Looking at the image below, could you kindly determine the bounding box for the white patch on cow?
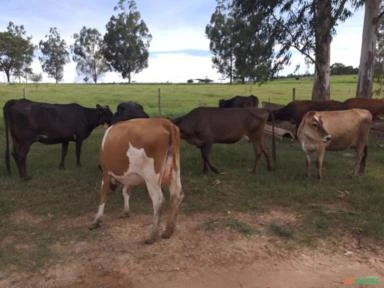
[313,114,319,122]
[107,142,160,187]
[96,203,105,219]
[101,126,113,151]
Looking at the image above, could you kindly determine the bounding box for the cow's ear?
[105,105,110,109]
[96,104,101,109]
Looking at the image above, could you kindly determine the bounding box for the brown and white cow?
[297,109,372,179]
[89,118,184,244]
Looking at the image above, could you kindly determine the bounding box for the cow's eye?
[312,123,317,127]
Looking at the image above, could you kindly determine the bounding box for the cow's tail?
[3,103,11,175]
[160,122,181,186]
[270,111,277,164]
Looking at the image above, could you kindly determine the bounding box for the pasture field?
[1,75,384,284]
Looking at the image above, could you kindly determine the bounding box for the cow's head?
[96,104,113,126]
[304,112,332,143]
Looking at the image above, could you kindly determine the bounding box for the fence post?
[157,88,162,115]
[292,87,296,101]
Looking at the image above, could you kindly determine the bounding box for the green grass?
[1,75,384,271]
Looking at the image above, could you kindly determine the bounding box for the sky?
[0,0,364,83]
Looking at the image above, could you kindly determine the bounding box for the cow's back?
[317,109,372,150]
[343,98,384,117]
[100,118,177,176]
[177,107,266,143]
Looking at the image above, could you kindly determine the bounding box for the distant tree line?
[0,0,151,84]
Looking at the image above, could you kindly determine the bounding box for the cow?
[111,101,149,124]
[219,95,259,108]
[297,109,372,179]
[173,107,273,174]
[3,99,113,180]
[343,98,384,119]
[89,118,184,244]
[271,100,345,129]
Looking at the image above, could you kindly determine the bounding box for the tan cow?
[89,118,184,244]
[297,109,372,179]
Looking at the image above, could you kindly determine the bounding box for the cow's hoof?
[88,221,101,230]
[162,228,174,239]
[119,211,130,219]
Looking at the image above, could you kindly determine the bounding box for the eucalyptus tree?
[206,1,282,84]
[356,0,384,98]
[103,0,152,83]
[72,27,109,84]
[0,22,34,83]
[39,27,69,83]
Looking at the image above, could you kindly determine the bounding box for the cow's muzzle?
[322,135,332,143]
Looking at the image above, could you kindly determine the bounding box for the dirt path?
[1,211,384,288]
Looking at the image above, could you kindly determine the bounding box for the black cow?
[4,99,113,180]
[219,95,259,108]
[173,107,274,174]
[111,101,149,124]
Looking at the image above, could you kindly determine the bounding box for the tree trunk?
[5,69,10,83]
[312,0,331,101]
[356,0,380,98]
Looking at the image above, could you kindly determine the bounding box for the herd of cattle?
[3,95,383,243]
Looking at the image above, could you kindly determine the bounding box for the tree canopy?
[103,0,152,83]
[0,22,34,83]
[207,0,359,99]
[39,27,69,83]
[72,27,109,84]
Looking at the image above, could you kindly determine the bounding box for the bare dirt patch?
[1,210,384,288]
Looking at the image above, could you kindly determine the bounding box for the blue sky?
[0,0,364,83]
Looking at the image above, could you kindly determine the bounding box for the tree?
[206,2,236,84]
[30,73,42,84]
[229,0,358,100]
[0,22,34,83]
[373,11,384,96]
[72,27,109,84]
[103,0,152,83]
[39,27,69,83]
[356,0,383,98]
[206,1,281,84]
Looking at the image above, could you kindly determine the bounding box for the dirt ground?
[1,209,384,288]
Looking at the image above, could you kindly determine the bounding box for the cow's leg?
[305,152,312,177]
[120,186,131,218]
[316,146,326,179]
[13,141,31,180]
[162,169,184,239]
[252,142,262,173]
[59,142,69,169]
[354,145,367,176]
[256,140,273,172]
[75,140,82,167]
[200,143,219,174]
[145,180,165,244]
[89,174,110,230]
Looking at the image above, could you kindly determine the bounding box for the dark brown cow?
[219,95,259,108]
[3,99,113,180]
[173,107,273,174]
[89,118,184,244]
[343,98,383,119]
[297,109,372,179]
[272,100,345,127]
